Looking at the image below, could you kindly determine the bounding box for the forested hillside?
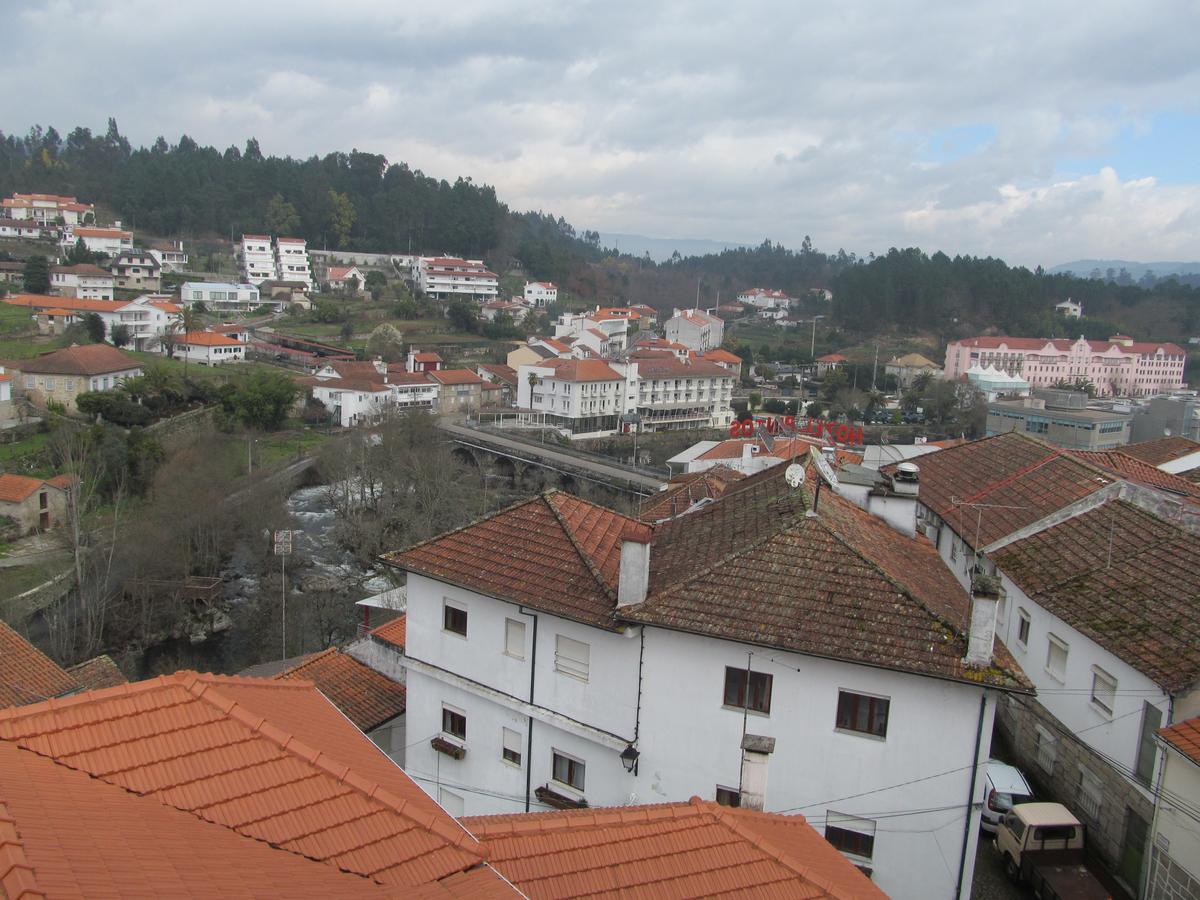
[2,121,1197,343]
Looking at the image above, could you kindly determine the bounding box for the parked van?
[995,802,1110,899]
[981,759,1034,832]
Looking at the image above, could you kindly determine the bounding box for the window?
[502,727,522,766]
[1090,666,1117,715]
[441,705,466,740]
[1016,609,1031,647]
[836,691,890,738]
[1034,724,1056,775]
[443,602,467,637]
[825,811,876,861]
[504,618,525,659]
[552,751,585,791]
[1076,766,1103,821]
[1046,634,1069,681]
[715,786,741,807]
[723,667,773,714]
[1135,701,1162,786]
[555,635,590,681]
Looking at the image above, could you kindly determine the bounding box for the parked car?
[981,758,1034,832]
[994,802,1111,899]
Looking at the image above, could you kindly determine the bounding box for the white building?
[633,356,735,431]
[737,288,792,309]
[1055,299,1082,318]
[147,239,189,273]
[664,308,724,351]
[171,331,246,365]
[383,466,1031,900]
[110,250,162,291]
[413,257,499,301]
[887,431,1200,892]
[68,226,133,257]
[181,281,262,312]
[325,265,366,291]
[524,281,558,307]
[553,308,630,355]
[1149,717,1200,900]
[481,300,532,323]
[0,219,47,239]
[108,296,182,350]
[3,193,93,226]
[240,234,277,284]
[275,237,313,290]
[50,264,114,300]
[309,360,440,427]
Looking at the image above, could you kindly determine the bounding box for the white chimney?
[739,735,775,811]
[965,571,1001,668]
[617,523,652,607]
[742,442,756,462]
[892,462,920,497]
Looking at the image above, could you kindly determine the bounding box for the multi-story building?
[518,358,630,436]
[274,236,313,290]
[987,391,1132,450]
[554,309,630,355]
[664,308,723,351]
[0,219,48,239]
[3,192,93,226]
[240,234,277,284]
[413,256,499,301]
[68,225,133,257]
[524,280,557,306]
[147,238,189,273]
[1055,299,1083,318]
[180,281,262,312]
[737,288,792,309]
[944,335,1187,397]
[50,264,114,300]
[633,356,735,432]
[10,344,143,412]
[383,464,1031,899]
[109,249,162,291]
[2,294,179,349]
[1149,717,1200,900]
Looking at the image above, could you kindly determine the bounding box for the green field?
[0,430,54,477]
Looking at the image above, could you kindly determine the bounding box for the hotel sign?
[730,415,864,445]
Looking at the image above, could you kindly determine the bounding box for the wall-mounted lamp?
[619,743,640,775]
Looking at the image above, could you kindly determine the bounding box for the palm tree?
[177,306,201,377]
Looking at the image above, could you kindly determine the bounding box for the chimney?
[617,523,652,607]
[742,442,756,462]
[891,462,920,497]
[405,349,417,373]
[965,570,1001,667]
[372,356,387,375]
[739,735,775,811]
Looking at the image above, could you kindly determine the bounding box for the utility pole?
[274,530,293,659]
[872,344,879,392]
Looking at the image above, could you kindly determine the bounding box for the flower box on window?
[535,785,587,810]
[430,737,465,760]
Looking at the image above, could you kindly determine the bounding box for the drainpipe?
[956,691,988,900]
[520,606,539,813]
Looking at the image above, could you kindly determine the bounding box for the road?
[439,423,667,494]
[972,831,1025,900]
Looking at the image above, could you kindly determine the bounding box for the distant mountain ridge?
[1050,259,1200,278]
[596,232,752,262]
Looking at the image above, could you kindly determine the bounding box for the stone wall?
[996,693,1152,894]
[1148,846,1200,900]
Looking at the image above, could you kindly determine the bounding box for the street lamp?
[619,743,640,775]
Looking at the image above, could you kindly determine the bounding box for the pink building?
[944,334,1186,397]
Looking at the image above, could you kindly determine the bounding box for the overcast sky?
[6,0,1198,266]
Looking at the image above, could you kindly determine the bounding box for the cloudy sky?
[6,0,1199,265]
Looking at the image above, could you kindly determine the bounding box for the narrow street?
[972,832,1025,900]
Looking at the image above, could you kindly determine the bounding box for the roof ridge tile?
[544,492,623,602]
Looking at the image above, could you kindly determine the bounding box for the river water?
[139,480,392,677]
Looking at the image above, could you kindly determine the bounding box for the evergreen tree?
[22,255,50,293]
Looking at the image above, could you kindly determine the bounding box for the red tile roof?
[701,347,743,364]
[275,648,405,731]
[817,353,847,363]
[539,338,572,354]
[414,352,444,362]
[478,364,517,386]
[180,331,244,347]
[73,226,131,239]
[430,369,485,386]
[0,740,415,899]
[388,493,632,629]
[954,335,1186,356]
[541,359,622,382]
[464,796,885,899]
[1069,449,1200,501]
[888,432,1115,548]
[635,357,730,378]
[4,293,124,314]
[372,614,406,649]
[640,467,746,521]
[0,474,58,504]
[0,622,78,709]
[15,343,142,377]
[388,470,1029,690]
[1159,716,1200,766]
[51,263,111,277]
[1121,436,1200,468]
[0,672,494,890]
[991,498,1200,692]
[66,655,128,691]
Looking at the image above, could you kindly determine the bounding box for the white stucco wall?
[1151,746,1200,891]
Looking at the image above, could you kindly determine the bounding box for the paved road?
[972,831,1025,900]
[440,423,667,493]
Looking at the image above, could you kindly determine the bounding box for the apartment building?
[110,249,162,291]
[275,236,313,290]
[68,225,134,257]
[240,234,277,284]
[50,263,114,300]
[413,256,499,301]
[664,308,724,351]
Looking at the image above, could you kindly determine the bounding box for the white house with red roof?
[481,300,532,323]
[381,464,1032,899]
[170,331,246,365]
[664,307,723,351]
[67,225,133,257]
[325,264,366,291]
[414,256,499,301]
[524,280,557,307]
[554,307,631,354]
[3,192,94,226]
[50,263,114,300]
[737,288,793,309]
[944,334,1186,397]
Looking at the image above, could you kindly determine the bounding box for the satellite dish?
[784,463,806,488]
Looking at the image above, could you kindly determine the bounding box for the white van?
[981,759,1034,832]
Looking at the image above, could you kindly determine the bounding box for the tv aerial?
[784,463,806,488]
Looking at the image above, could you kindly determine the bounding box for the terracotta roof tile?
[1159,715,1200,766]
[15,343,142,377]
[275,648,405,732]
[1121,436,1200,468]
[464,796,885,899]
[66,655,128,691]
[992,498,1200,691]
[430,369,485,386]
[0,474,55,504]
[0,622,77,709]
[372,614,407,649]
[887,432,1113,548]
[1069,449,1200,501]
[640,467,746,521]
[0,673,488,889]
[179,331,244,347]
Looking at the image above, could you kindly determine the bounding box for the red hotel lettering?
[730,416,863,445]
